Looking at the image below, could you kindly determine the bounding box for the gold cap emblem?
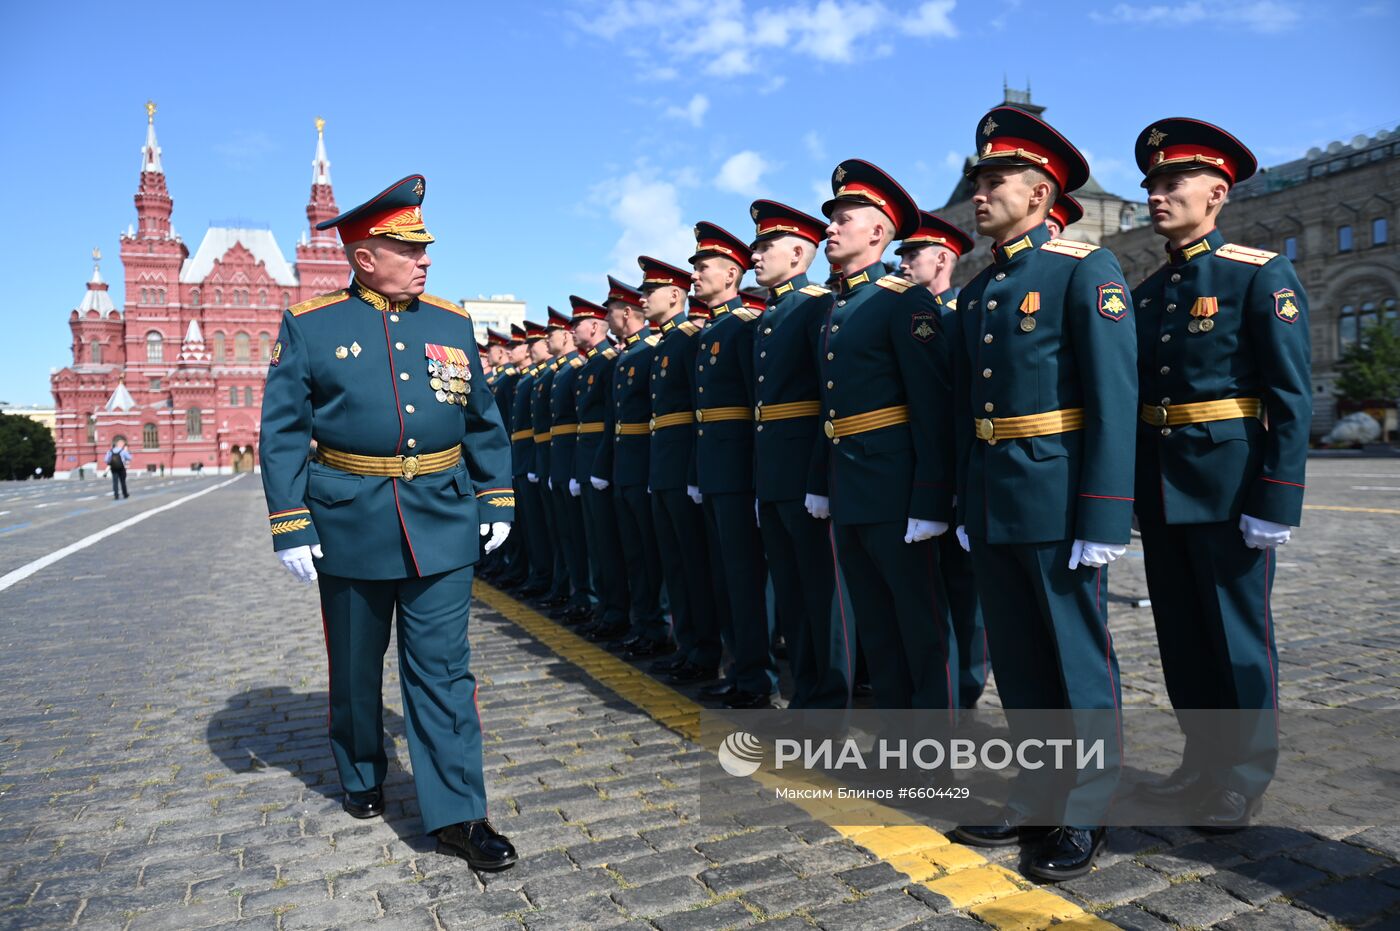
[982,116,998,136]
[834,164,847,183]
[1147,127,1167,147]
[412,178,425,196]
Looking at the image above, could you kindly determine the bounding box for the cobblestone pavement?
[0,459,1397,930]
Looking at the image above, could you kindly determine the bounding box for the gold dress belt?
[825,405,909,441]
[317,443,462,481]
[533,432,551,444]
[695,406,752,423]
[550,423,578,438]
[650,411,695,431]
[1140,397,1261,427]
[755,400,821,422]
[510,428,534,442]
[615,421,651,436]
[974,408,1083,444]
[576,421,606,435]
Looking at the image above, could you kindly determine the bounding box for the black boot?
[435,819,518,871]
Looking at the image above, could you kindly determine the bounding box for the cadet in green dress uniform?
[546,307,595,622]
[895,210,988,710]
[513,322,555,598]
[639,256,725,685]
[480,328,517,581]
[816,159,956,712]
[948,108,1137,881]
[1129,118,1310,831]
[530,313,569,608]
[748,200,851,709]
[688,222,778,709]
[494,325,532,590]
[260,174,516,870]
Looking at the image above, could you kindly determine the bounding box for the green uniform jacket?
[530,361,557,479]
[490,366,520,433]
[549,350,585,488]
[649,315,704,492]
[815,262,954,526]
[601,329,660,488]
[753,274,831,503]
[259,284,513,580]
[574,344,619,486]
[509,366,538,479]
[953,225,1138,545]
[693,296,759,496]
[1133,229,1311,526]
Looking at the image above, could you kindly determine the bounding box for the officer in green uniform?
[1129,118,1310,831]
[895,210,988,710]
[639,256,724,685]
[1045,194,1083,241]
[689,222,778,708]
[512,322,554,598]
[546,307,594,622]
[816,159,955,712]
[590,278,672,654]
[530,313,569,609]
[567,295,633,643]
[260,174,516,870]
[948,108,1137,881]
[748,200,851,709]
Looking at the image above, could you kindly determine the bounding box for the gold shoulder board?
[420,293,471,316]
[569,356,584,368]
[289,290,348,317]
[644,333,662,346]
[875,275,913,293]
[1041,239,1100,259]
[735,309,759,322]
[679,321,701,336]
[800,284,831,296]
[603,347,618,359]
[1216,243,1278,266]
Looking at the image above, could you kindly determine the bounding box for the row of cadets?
[546,306,595,621]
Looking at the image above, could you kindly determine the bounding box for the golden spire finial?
[92,247,102,262]
[145,100,156,123]
[315,116,326,135]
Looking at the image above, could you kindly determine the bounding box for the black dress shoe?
[435,819,518,871]
[650,653,686,673]
[1195,789,1261,834]
[951,814,1036,848]
[1135,765,1203,801]
[517,584,547,599]
[588,622,629,642]
[1026,826,1106,881]
[625,638,676,659]
[666,662,719,684]
[565,605,593,621]
[608,634,644,652]
[343,786,384,819]
[723,689,774,709]
[699,681,737,700]
[540,594,569,608]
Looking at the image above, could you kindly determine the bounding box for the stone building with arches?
[49,106,348,476]
[1102,124,1399,437]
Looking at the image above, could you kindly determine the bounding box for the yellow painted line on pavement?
[1304,504,1400,516]
[476,583,1116,929]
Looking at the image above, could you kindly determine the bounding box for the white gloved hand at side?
[754,498,760,527]
[687,485,703,505]
[527,472,538,484]
[547,477,554,491]
[904,518,948,543]
[590,475,609,491]
[1240,514,1291,549]
[1069,539,1127,570]
[568,478,581,497]
[278,544,323,584]
[804,493,830,520]
[481,522,511,554]
[956,525,970,553]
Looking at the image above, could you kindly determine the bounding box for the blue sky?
[1,0,1396,404]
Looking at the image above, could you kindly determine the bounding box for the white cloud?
[665,93,711,127]
[1090,0,1302,32]
[903,0,958,37]
[943,149,965,171]
[715,150,772,196]
[803,131,826,160]
[591,170,696,278]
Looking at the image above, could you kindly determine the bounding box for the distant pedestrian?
[105,439,131,500]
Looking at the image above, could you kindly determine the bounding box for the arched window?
[189,288,200,306]
[212,331,226,361]
[186,408,202,438]
[86,415,97,443]
[146,330,164,363]
[234,332,251,362]
[88,338,102,364]
[214,288,223,304]
[1339,305,1357,349]
[157,288,166,304]
[282,291,291,308]
[258,288,268,306]
[142,423,159,449]
[229,386,239,406]
[1384,298,1398,321]
[139,287,148,304]
[1361,301,1379,332]
[244,387,254,407]
[259,333,272,362]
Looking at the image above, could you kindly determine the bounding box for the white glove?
[804,493,830,520]
[548,477,554,490]
[527,472,539,483]
[569,478,581,497]
[1069,539,1127,570]
[754,498,761,527]
[278,544,323,584]
[904,518,948,543]
[688,485,703,505]
[590,475,609,491]
[481,522,511,554]
[1240,514,1291,549]
[956,525,970,553]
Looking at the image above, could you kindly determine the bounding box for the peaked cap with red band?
[509,324,527,345]
[895,210,975,257]
[546,307,571,331]
[740,289,767,312]
[969,107,1089,193]
[688,295,713,320]
[1135,117,1257,188]
[1047,194,1084,232]
[690,221,753,270]
[749,199,827,249]
[822,159,919,239]
[486,327,511,348]
[568,295,608,322]
[606,275,643,308]
[638,255,693,291]
[316,173,434,243]
[523,319,548,342]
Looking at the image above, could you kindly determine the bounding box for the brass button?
[823,421,835,439]
[831,325,840,332]
[1160,334,1171,343]
[1160,365,1170,375]
[826,352,834,361]
[982,368,992,378]
[983,334,993,344]
[759,351,766,358]
[395,341,405,350]
[407,438,417,449]
[389,313,400,322]
[995,272,1006,281]
[400,372,410,380]
[984,402,994,413]
[829,409,836,417]
[1170,274,1182,284]
[697,364,704,371]
[757,375,765,382]
[697,429,704,436]
[987,299,998,310]
[1161,397,1171,405]
[836,299,847,307]
[697,386,704,393]
[1166,303,1177,313]
[826,380,834,389]
[764,327,772,334]
[1161,427,1172,436]
[405,404,415,413]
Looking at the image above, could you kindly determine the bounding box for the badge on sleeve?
[911,310,937,342]
[1274,288,1300,323]
[1097,282,1129,321]
[269,341,282,367]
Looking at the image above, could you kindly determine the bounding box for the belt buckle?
[695,409,705,423]
[823,420,836,439]
[648,416,657,432]
[1145,405,1168,427]
[975,418,995,441]
[615,422,623,434]
[754,405,763,422]
[400,455,420,481]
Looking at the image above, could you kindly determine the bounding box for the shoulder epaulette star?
[875,274,913,293]
[800,284,831,297]
[734,308,760,322]
[289,290,349,317]
[420,293,470,317]
[602,347,618,359]
[1216,243,1278,266]
[1041,238,1100,259]
[679,321,702,336]
[644,333,662,346]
